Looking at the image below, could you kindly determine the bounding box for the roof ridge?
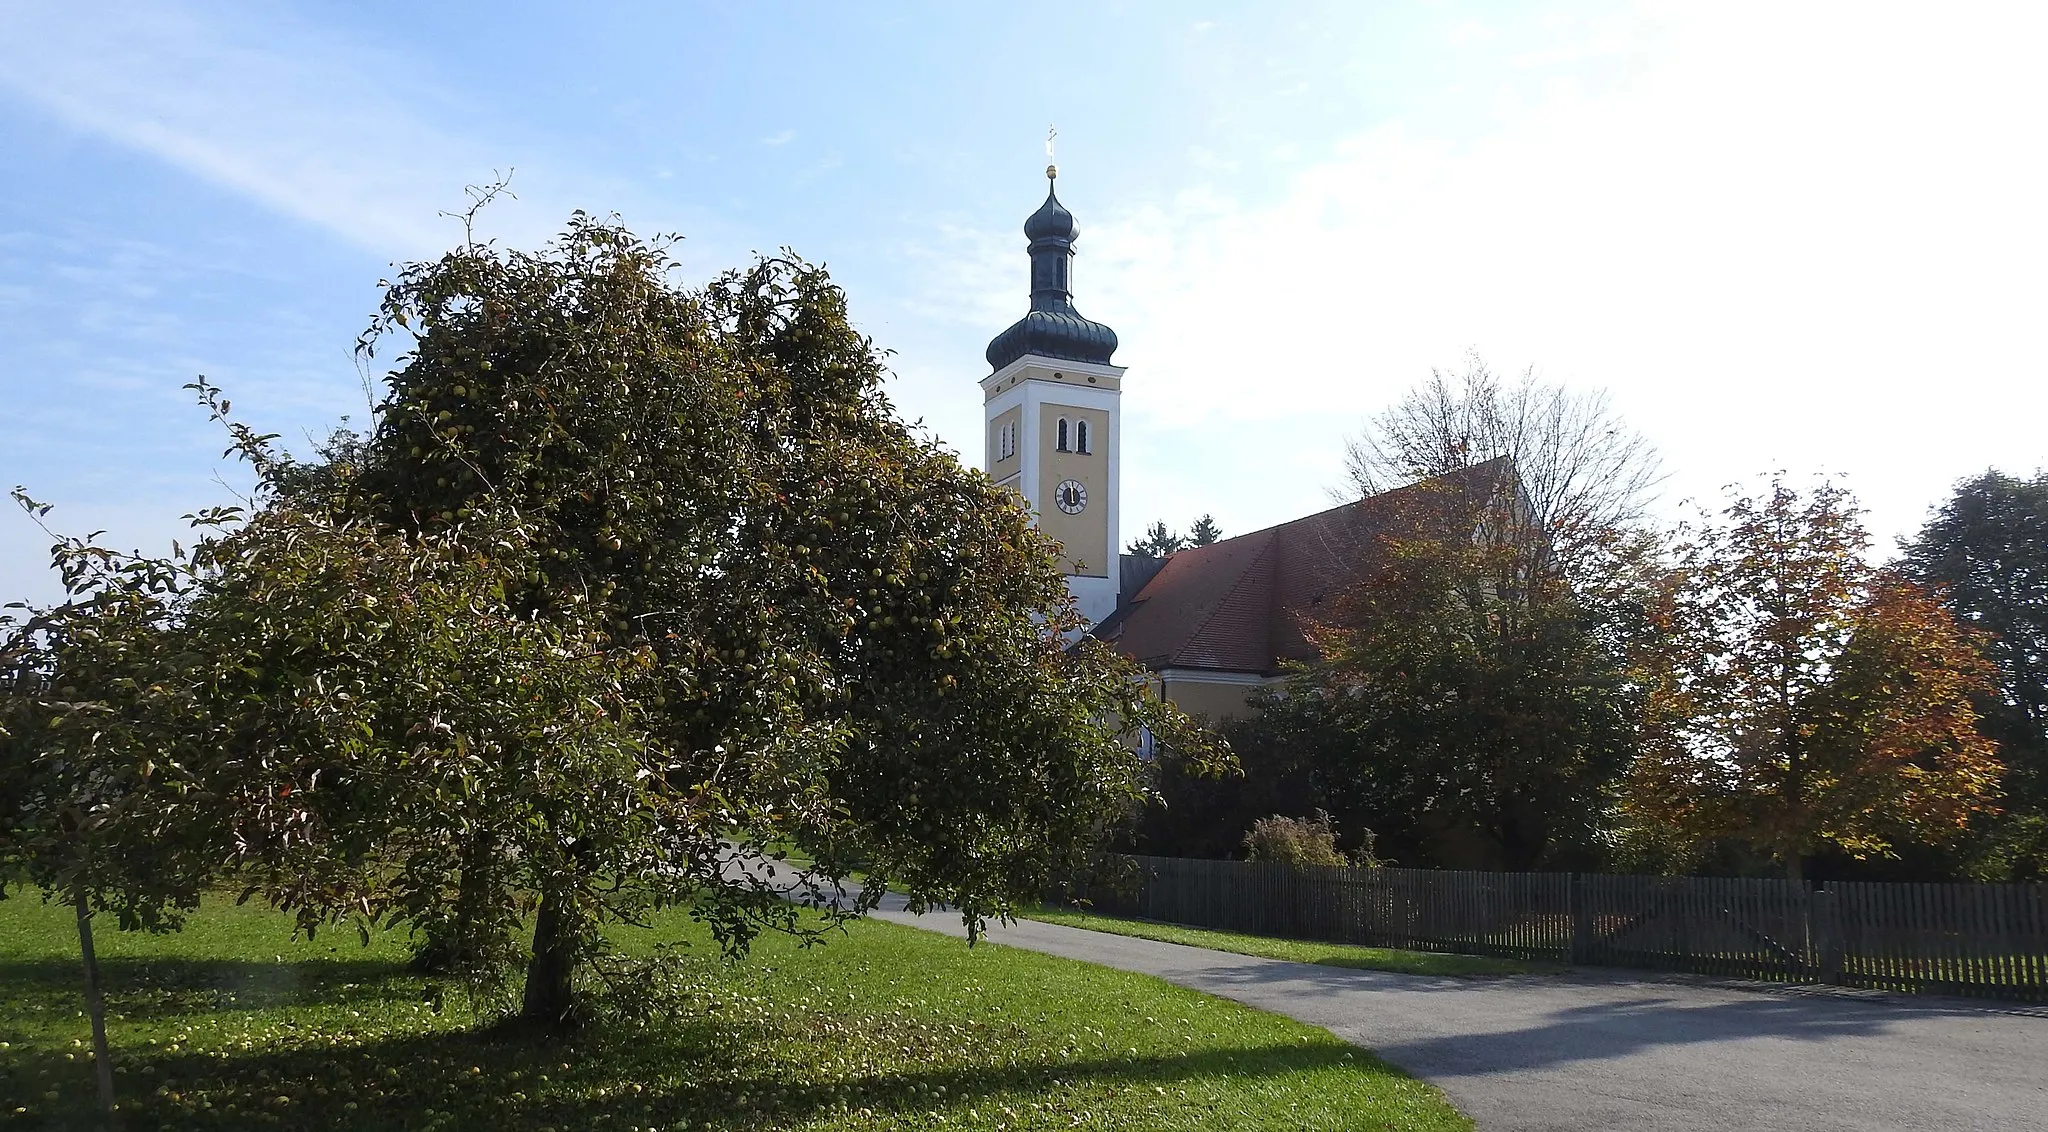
[1175,457,1516,557]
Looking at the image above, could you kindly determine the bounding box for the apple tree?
[241,214,1214,1024]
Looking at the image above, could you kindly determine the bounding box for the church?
[977,166,1508,721]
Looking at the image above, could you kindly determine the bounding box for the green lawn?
[0,893,1469,1130]
[1022,907,1548,978]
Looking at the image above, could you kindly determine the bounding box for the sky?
[3,1,2045,607]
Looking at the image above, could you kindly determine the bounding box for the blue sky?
[4,1,2046,606]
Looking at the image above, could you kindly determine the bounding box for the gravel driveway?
[872,899,2048,1132]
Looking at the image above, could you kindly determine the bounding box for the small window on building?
[1076,419,1091,455]
[1056,418,1070,452]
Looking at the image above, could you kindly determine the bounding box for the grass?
[0,893,1470,1131]
[1021,906,1549,978]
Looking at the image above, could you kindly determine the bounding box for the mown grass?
[1022,906,1549,978]
[0,893,1469,1130]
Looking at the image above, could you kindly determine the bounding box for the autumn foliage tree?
[1627,477,2003,881]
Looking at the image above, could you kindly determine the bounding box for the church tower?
[981,163,1124,627]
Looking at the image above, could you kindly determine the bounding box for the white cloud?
[906,3,2048,551]
[760,129,797,147]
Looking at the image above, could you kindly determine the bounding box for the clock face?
[1054,479,1088,514]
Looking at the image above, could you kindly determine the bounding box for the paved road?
[864,896,2048,1132]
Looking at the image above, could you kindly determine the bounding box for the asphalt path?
[854,891,2048,1132]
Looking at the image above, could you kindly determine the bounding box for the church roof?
[1094,457,1516,675]
[985,309,1119,371]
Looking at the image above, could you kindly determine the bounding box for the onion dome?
[986,168,1118,371]
[1023,188,1077,243]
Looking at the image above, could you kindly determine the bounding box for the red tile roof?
[1096,458,1513,674]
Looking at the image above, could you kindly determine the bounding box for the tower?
[981,163,1124,627]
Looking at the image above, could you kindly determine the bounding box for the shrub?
[1242,812,1349,868]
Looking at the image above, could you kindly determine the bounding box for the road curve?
[871,898,2048,1132]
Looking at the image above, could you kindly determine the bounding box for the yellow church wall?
[1036,402,1110,578]
[1156,672,1268,722]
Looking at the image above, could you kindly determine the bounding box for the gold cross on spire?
[1046,124,1058,180]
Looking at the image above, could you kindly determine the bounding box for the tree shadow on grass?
[1,1002,1373,1131]
[0,957,416,1021]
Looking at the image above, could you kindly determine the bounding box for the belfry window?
[1056,418,1070,452]
[1075,419,1091,455]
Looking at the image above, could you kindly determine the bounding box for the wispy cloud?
[759,129,797,147]
[0,1,728,260]
[0,0,764,608]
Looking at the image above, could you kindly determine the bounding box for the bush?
[1242,812,1349,868]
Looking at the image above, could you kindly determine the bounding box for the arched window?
[1076,419,1091,455]
[1056,418,1070,452]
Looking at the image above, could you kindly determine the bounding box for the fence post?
[1569,873,1591,965]
[1812,886,1844,985]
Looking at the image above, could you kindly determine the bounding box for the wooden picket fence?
[1078,855,2048,1003]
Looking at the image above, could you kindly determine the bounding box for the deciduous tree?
[1627,478,2003,881]
[1344,354,1662,586]
[1304,460,1648,869]
[0,496,221,1115]
[1223,361,1666,870]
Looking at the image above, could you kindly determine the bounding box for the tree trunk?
[414,832,496,974]
[1782,718,1806,887]
[72,887,116,1118]
[1784,846,1806,885]
[520,886,579,1027]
